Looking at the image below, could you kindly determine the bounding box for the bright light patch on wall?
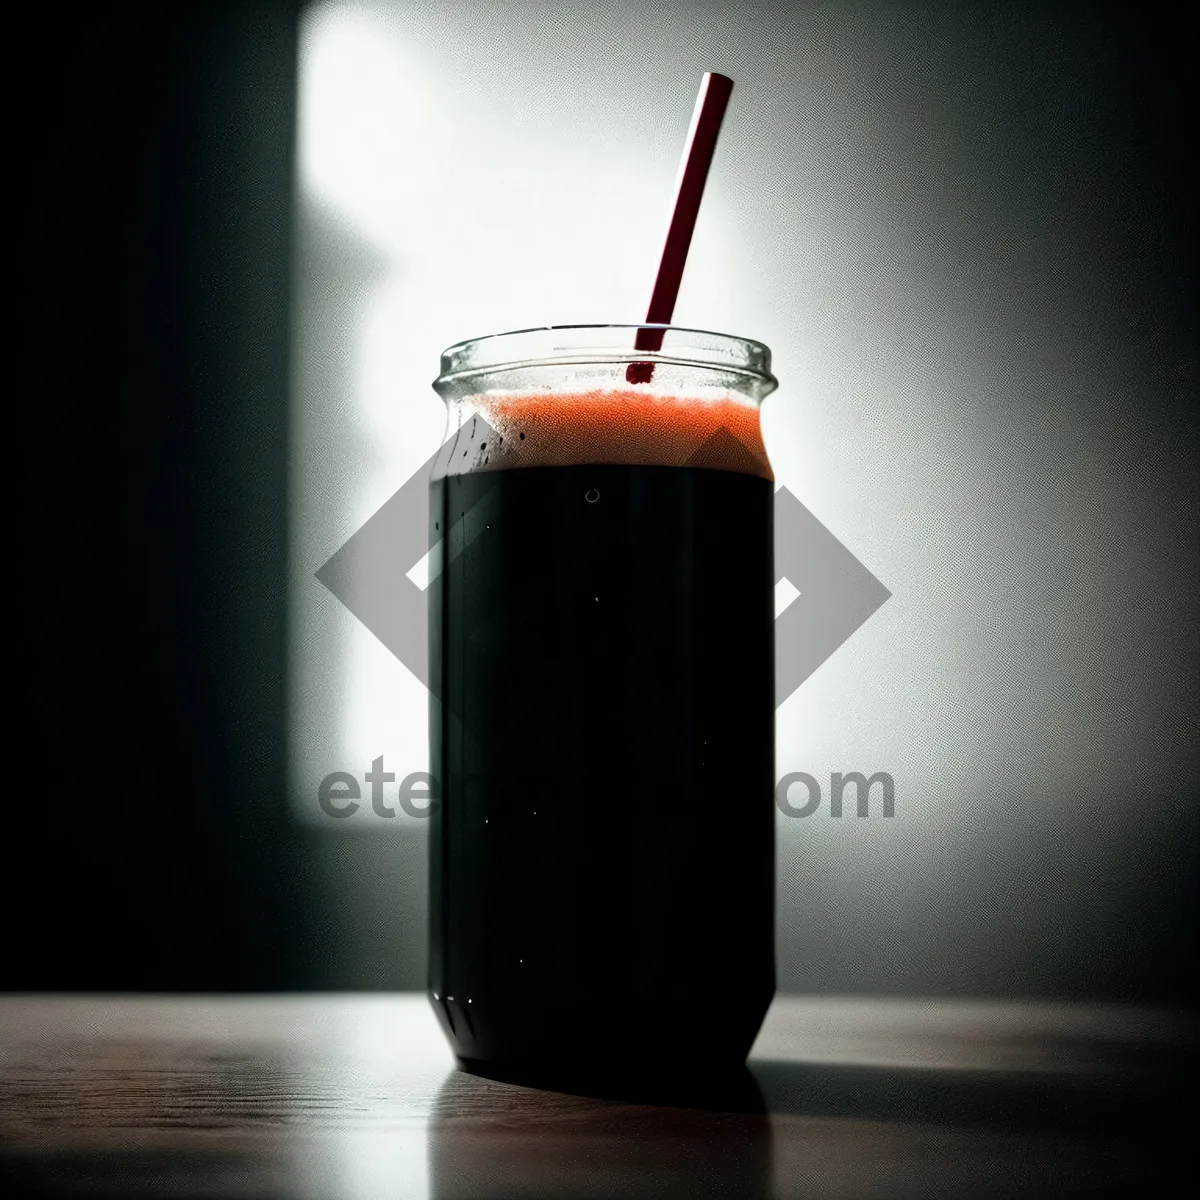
[290,0,938,841]
[289,1,736,826]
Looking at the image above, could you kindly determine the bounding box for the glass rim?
[433,323,778,393]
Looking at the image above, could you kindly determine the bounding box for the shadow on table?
[428,1053,1188,1199]
[752,1053,1190,1136]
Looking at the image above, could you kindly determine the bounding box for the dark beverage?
[427,376,775,1080]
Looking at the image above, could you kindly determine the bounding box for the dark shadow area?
[751,1055,1192,1139]
[11,1,311,989]
[0,1151,275,1200]
[457,1055,768,1113]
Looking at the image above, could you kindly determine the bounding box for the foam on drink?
[445,387,772,481]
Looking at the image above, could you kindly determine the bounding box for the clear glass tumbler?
[427,325,777,1082]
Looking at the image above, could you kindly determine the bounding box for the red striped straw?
[626,72,734,385]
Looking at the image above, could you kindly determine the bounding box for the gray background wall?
[294,0,1196,998]
[13,0,1195,999]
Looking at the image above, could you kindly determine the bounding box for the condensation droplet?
[585,488,600,503]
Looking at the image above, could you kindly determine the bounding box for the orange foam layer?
[464,389,772,480]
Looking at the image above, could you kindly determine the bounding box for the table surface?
[0,995,1191,1198]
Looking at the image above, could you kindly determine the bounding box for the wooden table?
[0,995,1190,1197]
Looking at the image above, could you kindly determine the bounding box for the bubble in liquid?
[585,488,600,503]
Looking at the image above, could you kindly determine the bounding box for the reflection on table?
[0,995,1190,1197]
